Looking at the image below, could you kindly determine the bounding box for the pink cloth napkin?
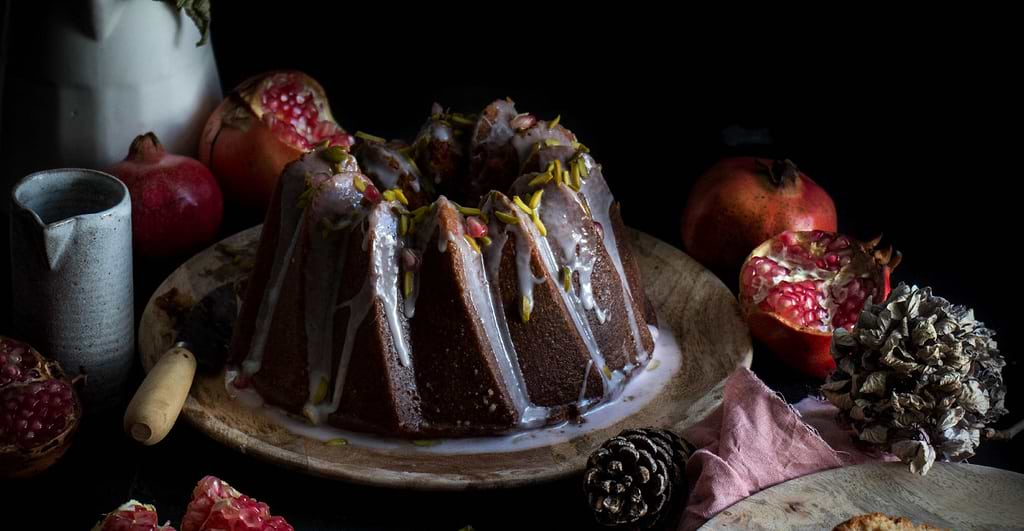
[679,367,893,530]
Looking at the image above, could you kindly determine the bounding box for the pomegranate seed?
[593,221,604,238]
[362,183,381,204]
[182,476,294,531]
[401,249,420,271]
[465,216,488,238]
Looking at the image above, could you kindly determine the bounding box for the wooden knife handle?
[123,345,197,445]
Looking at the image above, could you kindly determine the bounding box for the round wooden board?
[701,462,1024,530]
[138,225,752,489]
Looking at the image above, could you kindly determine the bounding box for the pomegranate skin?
[198,70,352,213]
[199,104,298,212]
[682,157,837,272]
[738,231,898,380]
[746,309,836,379]
[0,336,81,478]
[108,133,223,258]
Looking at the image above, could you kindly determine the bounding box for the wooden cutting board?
[702,462,1024,530]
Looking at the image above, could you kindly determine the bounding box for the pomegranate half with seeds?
[739,230,900,379]
[0,336,80,478]
[182,476,293,531]
[199,70,353,212]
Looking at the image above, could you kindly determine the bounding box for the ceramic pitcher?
[10,169,134,408]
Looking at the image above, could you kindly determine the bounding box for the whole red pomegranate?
[108,132,223,258]
[199,70,353,212]
[682,158,837,272]
[182,476,293,531]
[92,500,176,531]
[739,231,900,379]
[0,336,80,478]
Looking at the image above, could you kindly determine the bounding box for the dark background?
[5,4,1022,530]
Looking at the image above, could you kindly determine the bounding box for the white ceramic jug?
[10,169,134,409]
[0,0,222,197]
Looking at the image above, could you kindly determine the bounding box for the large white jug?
[0,0,222,196]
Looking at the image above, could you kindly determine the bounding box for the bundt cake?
[228,99,658,437]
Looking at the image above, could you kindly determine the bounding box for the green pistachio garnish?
[355,131,386,143]
[321,145,349,163]
[495,210,520,224]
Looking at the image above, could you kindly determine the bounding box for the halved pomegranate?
[199,71,353,212]
[739,230,900,379]
[0,336,81,478]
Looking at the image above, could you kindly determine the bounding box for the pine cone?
[823,283,1007,475]
[583,428,694,530]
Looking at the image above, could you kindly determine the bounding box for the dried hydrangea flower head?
[822,283,1007,474]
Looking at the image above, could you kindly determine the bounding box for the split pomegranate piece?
[0,336,80,478]
[739,230,900,379]
[91,500,176,531]
[199,70,353,212]
[182,476,293,531]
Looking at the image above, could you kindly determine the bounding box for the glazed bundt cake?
[228,99,658,437]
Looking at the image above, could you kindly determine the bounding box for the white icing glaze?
[578,359,595,405]
[579,158,649,362]
[537,184,607,323]
[369,204,411,368]
[242,155,331,375]
[356,144,420,193]
[509,122,575,165]
[303,224,349,411]
[304,203,411,423]
[226,323,678,455]
[472,99,517,150]
[448,208,540,426]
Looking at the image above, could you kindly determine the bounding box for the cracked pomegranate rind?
[739,230,898,379]
[0,336,80,478]
[92,500,176,531]
[200,70,354,212]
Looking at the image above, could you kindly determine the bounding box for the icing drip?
[242,155,331,375]
[579,156,649,362]
[370,206,411,368]
[535,185,607,323]
[303,227,349,414]
[299,172,370,416]
[482,198,550,426]
[306,203,410,423]
[473,99,517,148]
[495,192,610,392]
[243,220,301,376]
[356,143,420,193]
[451,208,543,426]
[531,224,610,391]
[422,120,451,143]
[510,122,576,165]
[578,359,594,405]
